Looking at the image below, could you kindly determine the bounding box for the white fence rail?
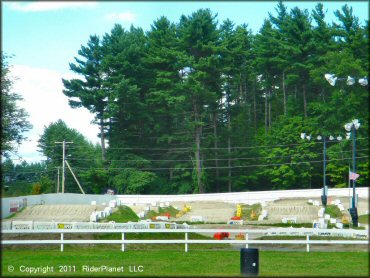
[2,228,368,253]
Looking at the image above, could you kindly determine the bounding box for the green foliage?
[6,4,368,196]
[102,206,139,223]
[358,214,369,224]
[241,203,262,220]
[324,205,343,218]
[1,54,32,157]
[144,206,180,220]
[112,169,156,194]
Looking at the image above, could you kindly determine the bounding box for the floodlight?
[337,136,342,141]
[329,135,334,140]
[346,76,355,86]
[344,123,352,131]
[306,135,311,141]
[317,135,322,140]
[300,133,306,140]
[352,119,360,129]
[358,77,368,86]
[325,74,337,86]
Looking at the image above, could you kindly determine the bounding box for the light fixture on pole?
[325,74,368,87]
[300,132,343,207]
[344,119,361,227]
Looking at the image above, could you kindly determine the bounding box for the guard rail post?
[61,233,64,252]
[306,235,310,253]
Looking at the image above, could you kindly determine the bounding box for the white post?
[306,235,310,253]
[61,233,64,252]
[245,233,249,248]
[185,232,188,252]
[121,233,125,252]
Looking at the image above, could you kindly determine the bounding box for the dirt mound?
[171,201,235,223]
[6,204,105,222]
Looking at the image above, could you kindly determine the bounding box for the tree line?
[2,3,368,196]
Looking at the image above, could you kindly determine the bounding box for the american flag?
[349,171,360,181]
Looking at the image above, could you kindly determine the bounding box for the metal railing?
[2,228,368,253]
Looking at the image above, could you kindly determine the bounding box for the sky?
[2,1,369,164]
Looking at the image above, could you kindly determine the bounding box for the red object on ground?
[231,216,241,220]
[213,232,230,240]
[163,213,171,218]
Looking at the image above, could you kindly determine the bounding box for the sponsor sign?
[57,223,73,229]
[74,223,93,229]
[164,223,176,229]
[114,223,130,229]
[228,220,244,225]
[353,233,368,239]
[318,232,331,236]
[12,221,33,230]
[94,223,114,229]
[34,222,55,230]
[2,222,12,230]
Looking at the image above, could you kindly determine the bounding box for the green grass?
[93,231,226,250]
[325,205,343,218]
[1,249,368,277]
[144,206,179,220]
[358,214,369,224]
[4,207,26,219]
[102,206,139,223]
[241,203,262,221]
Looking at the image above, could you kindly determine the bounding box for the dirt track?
[4,205,105,222]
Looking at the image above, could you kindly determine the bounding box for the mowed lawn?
[1,249,368,277]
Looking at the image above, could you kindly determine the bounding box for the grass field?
[1,249,368,277]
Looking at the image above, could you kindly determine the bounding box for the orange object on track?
[213,232,230,240]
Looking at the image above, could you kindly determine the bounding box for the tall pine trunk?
[264,90,268,135]
[268,89,272,128]
[227,113,232,192]
[253,78,257,130]
[195,124,203,193]
[99,116,106,161]
[303,84,307,118]
[282,71,287,116]
[213,112,220,192]
[193,99,204,193]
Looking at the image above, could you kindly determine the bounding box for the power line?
[70,155,369,171]
[38,136,369,151]
[52,148,369,162]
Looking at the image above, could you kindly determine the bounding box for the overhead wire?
[70,155,369,171]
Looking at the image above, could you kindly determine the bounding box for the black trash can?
[240,248,259,276]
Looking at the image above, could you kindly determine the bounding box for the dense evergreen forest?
[2,3,369,196]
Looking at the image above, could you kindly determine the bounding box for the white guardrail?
[2,225,368,253]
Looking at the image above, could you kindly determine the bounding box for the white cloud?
[105,11,136,22]
[7,2,97,12]
[9,65,100,164]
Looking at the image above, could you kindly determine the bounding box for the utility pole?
[57,167,60,193]
[55,140,73,193]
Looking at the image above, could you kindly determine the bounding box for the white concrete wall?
[116,187,369,205]
[2,187,368,219]
[1,193,115,219]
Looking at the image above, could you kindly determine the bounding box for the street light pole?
[301,133,343,207]
[321,136,327,207]
[344,119,360,227]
